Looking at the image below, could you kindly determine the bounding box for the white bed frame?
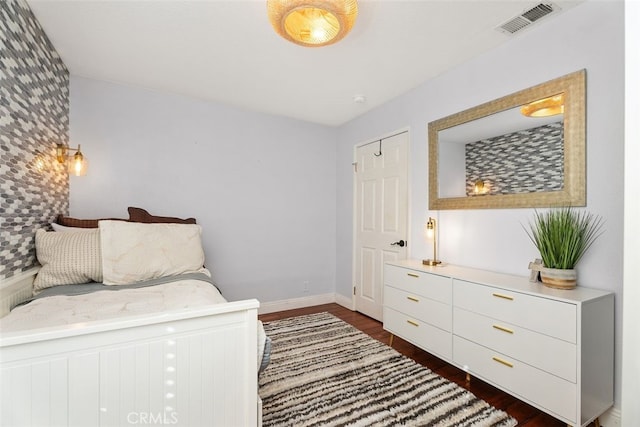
[0,268,261,426]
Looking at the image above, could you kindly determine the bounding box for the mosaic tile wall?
[0,0,69,280]
[465,121,564,196]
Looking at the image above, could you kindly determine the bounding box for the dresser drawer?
[384,264,451,304]
[453,307,576,382]
[385,286,451,331]
[453,336,577,423]
[383,307,452,360]
[453,280,576,343]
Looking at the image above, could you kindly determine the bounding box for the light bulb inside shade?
[311,26,328,40]
[69,152,88,176]
[285,7,339,45]
[425,218,435,239]
[268,0,358,47]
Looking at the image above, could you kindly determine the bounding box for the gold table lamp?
[422,217,441,266]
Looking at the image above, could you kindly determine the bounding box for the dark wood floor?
[260,303,596,427]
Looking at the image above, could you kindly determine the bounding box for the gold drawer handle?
[407,273,420,278]
[492,324,514,334]
[407,296,419,302]
[406,320,419,327]
[492,356,514,368]
[492,293,514,301]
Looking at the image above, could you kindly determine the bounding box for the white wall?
[69,77,337,303]
[336,0,624,412]
[622,1,639,425]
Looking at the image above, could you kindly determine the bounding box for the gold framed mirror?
[429,69,585,210]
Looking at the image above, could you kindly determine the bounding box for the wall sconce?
[422,217,442,266]
[473,179,490,195]
[56,143,88,176]
[474,180,484,194]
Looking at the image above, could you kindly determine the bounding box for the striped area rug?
[259,312,517,427]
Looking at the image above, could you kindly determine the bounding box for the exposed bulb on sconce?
[56,143,88,176]
[474,180,483,194]
[70,149,87,176]
[474,180,487,195]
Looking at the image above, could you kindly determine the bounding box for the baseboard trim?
[335,293,354,310]
[258,293,357,315]
[258,293,336,315]
[599,406,621,427]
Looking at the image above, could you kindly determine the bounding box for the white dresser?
[383,259,614,427]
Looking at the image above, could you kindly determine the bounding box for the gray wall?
[0,0,69,280]
[69,76,337,303]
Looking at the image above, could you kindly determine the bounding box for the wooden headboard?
[0,267,38,318]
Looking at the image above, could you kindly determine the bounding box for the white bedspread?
[0,278,269,371]
[0,279,227,333]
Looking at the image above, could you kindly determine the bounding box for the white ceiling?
[26,0,583,126]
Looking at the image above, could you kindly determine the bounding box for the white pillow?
[51,223,89,232]
[99,221,205,285]
[33,228,103,293]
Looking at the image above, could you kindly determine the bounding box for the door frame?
[348,127,412,311]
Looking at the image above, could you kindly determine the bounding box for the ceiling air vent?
[496,3,559,35]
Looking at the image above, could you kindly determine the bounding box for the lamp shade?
[425,217,435,239]
[267,0,358,47]
[69,150,88,176]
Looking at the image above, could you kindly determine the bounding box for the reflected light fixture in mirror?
[520,93,564,117]
[56,143,88,176]
[474,180,488,195]
[422,217,442,266]
[267,0,358,47]
[428,69,586,210]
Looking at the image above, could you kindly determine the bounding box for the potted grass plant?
[525,207,604,289]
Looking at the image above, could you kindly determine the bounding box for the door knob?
[391,240,406,247]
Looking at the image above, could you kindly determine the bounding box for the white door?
[354,132,409,320]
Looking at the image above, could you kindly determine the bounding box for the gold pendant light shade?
[520,94,565,117]
[267,0,358,47]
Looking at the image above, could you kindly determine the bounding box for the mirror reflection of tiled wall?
[465,121,564,196]
[0,0,70,280]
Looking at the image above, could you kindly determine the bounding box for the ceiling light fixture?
[267,0,358,47]
[520,93,565,117]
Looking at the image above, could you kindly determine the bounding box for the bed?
[0,216,265,426]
